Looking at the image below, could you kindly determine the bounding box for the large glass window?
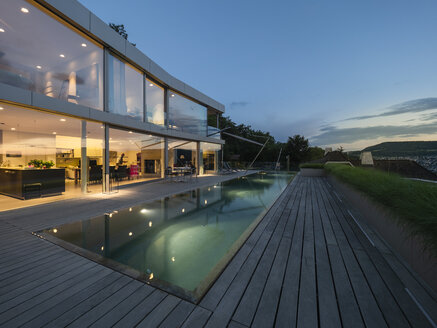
[168,92,207,136]
[0,0,104,110]
[0,102,104,207]
[145,79,165,126]
[107,55,144,120]
[168,139,197,171]
[109,128,164,182]
[201,142,222,173]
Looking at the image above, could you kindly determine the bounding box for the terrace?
[0,173,436,327]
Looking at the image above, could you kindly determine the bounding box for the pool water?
[42,172,293,302]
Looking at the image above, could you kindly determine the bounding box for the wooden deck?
[0,174,436,327]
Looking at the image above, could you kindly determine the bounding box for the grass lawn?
[325,164,437,254]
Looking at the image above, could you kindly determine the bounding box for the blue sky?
[80,0,437,150]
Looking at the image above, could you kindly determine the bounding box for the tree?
[285,135,309,165]
[109,23,136,46]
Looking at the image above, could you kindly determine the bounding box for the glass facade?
[0,0,104,110]
[107,55,144,120]
[201,142,222,173]
[145,79,165,126]
[168,139,198,171]
[0,0,223,208]
[0,102,104,199]
[168,92,207,136]
[109,128,165,180]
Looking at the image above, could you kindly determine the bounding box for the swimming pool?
[39,172,293,302]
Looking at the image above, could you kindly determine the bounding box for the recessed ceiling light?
[149,83,154,87]
[60,118,66,122]
[52,132,57,134]
[81,43,87,47]
[36,65,42,69]
[171,94,175,97]
[0,28,5,33]
[21,7,29,13]
[11,127,15,131]
[59,54,65,58]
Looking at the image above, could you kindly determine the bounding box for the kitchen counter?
[0,168,65,199]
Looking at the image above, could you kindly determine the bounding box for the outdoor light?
[204,199,208,205]
[171,257,175,262]
[59,54,65,58]
[81,43,87,47]
[149,221,152,227]
[149,273,154,280]
[140,208,147,214]
[129,232,133,236]
[53,228,58,233]
[101,246,104,251]
[129,208,132,212]
[208,187,211,191]
[109,213,113,218]
[182,208,185,213]
[0,28,5,33]
[21,7,29,13]
[36,65,42,69]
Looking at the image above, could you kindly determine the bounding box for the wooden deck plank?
[0,254,88,304]
[4,266,113,327]
[297,178,318,328]
[136,295,181,328]
[315,179,365,328]
[159,300,196,328]
[0,262,100,325]
[180,306,212,328]
[275,178,306,327]
[112,289,168,327]
[323,180,434,327]
[320,179,389,328]
[205,180,299,328]
[231,192,294,326]
[44,275,133,328]
[0,260,96,316]
[311,178,342,328]
[67,279,144,327]
[21,272,122,328]
[89,283,154,327]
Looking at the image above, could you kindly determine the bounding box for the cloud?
[229,101,249,109]
[311,122,437,145]
[343,97,437,121]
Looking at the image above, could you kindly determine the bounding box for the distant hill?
[360,141,437,157]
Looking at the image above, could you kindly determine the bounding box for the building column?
[197,141,203,176]
[162,137,168,179]
[81,120,88,194]
[103,124,110,193]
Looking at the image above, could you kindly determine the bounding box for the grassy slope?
[325,164,437,253]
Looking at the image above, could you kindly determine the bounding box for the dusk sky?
[80,0,437,150]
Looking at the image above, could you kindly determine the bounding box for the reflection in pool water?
[42,172,293,301]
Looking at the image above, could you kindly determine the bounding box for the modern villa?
[1,1,436,327]
[0,0,224,203]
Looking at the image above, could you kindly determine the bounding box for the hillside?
[361,141,437,157]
